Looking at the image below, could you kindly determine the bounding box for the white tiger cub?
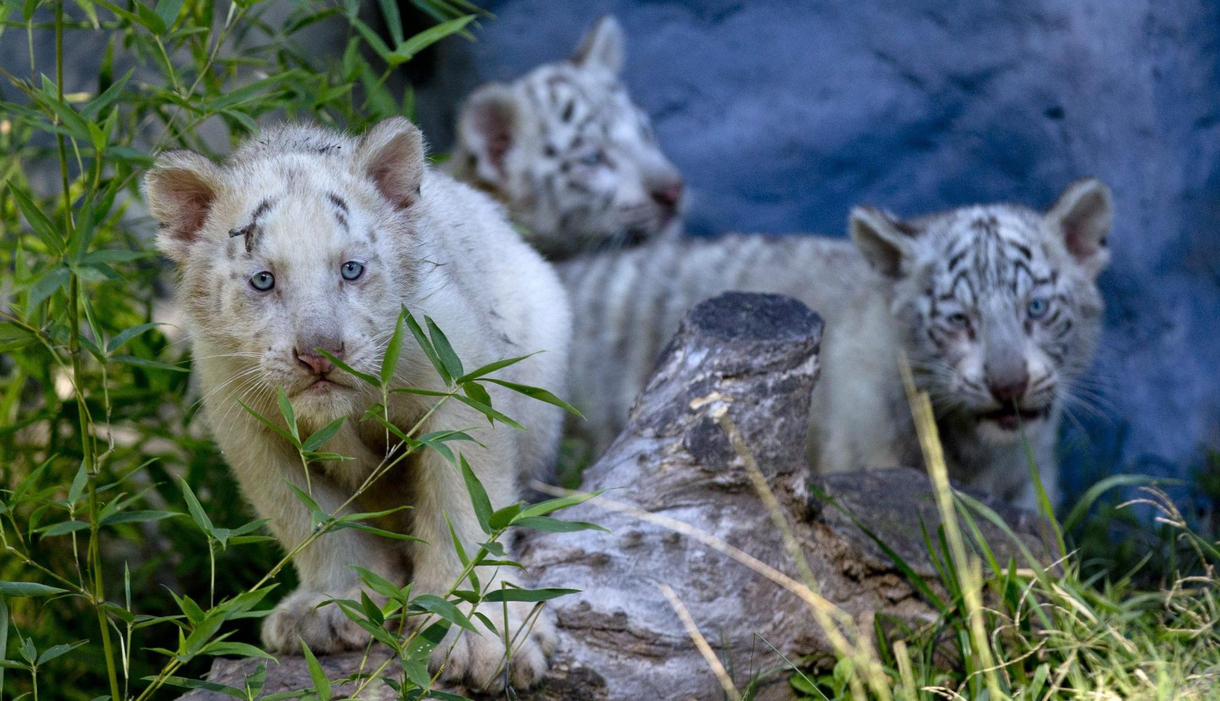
[561,180,1112,508]
[145,118,569,690]
[447,16,685,258]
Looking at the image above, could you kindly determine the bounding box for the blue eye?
[341,260,365,281]
[249,271,274,291]
[580,149,605,167]
[1028,297,1050,319]
[946,312,970,329]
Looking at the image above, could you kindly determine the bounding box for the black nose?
[650,181,684,210]
[987,371,1030,405]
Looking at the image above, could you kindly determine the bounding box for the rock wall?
[414,0,1220,500]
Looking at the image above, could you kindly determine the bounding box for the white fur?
[560,180,1112,509]
[447,15,685,259]
[145,118,570,690]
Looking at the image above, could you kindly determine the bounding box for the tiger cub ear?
[455,83,522,188]
[850,206,920,279]
[144,150,225,264]
[357,117,426,211]
[1046,177,1112,278]
[573,15,625,74]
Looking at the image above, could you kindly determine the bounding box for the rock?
[182,293,1054,700]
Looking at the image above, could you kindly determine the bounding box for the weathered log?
[183,292,1052,700]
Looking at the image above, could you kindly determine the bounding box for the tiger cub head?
[852,179,1112,445]
[449,16,685,259]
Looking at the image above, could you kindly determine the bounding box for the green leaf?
[36,640,88,665]
[100,510,180,527]
[452,394,524,430]
[9,187,62,253]
[35,520,90,537]
[80,68,133,120]
[179,478,217,538]
[516,489,607,520]
[488,503,521,531]
[277,387,300,443]
[404,310,451,385]
[201,641,277,661]
[425,316,464,380]
[382,309,407,387]
[460,455,493,534]
[455,353,540,383]
[315,349,379,387]
[28,266,70,310]
[462,381,492,408]
[0,582,68,597]
[410,595,478,633]
[245,662,268,698]
[483,587,578,603]
[301,416,346,453]
[147,675,245,698]
[66,459,88,508]
[360,590,385,626]
[300,638,332,701]
[154,0,184,30]
[351,566,401,600]
[239,400,299,446]
[377,0,404,52]
[510,516,608,533]
[336,521,424,542]
[79,248,155,265]
[110,355,190,373]
[105,322,163,354]
[390,15,475,62]
[485,379,583,417]
[286,482,324,515]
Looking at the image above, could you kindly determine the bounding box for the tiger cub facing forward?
[145,118,569,690]
[561,180,1112,508]
[447,16,685,258]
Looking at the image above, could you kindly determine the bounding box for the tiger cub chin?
[145,118,569,691]
[560,180,1112,509]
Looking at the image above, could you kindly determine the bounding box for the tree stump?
[183,292,1052,700]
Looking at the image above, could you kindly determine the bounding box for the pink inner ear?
[473,104,513,170]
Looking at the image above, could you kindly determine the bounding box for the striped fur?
[560,180,1112,508]
[447,16,684,259]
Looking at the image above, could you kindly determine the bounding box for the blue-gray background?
[412,0,1220,501]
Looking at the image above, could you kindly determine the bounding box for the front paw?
[261,588,371,654]
[431,602,557,692]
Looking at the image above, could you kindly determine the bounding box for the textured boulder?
[183,293,1052,700]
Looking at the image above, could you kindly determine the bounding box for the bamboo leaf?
[403,309,450,385]
[485,379,583,417]
[425,316,463,380]
[381,309,406,388]
[0,582,68,597]
[300,416,346,453]
[483,587,579,603]
[460,454,493,534]
[300,638,332,701]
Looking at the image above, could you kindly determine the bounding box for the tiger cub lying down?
[560,180,1112,508]
[145,118,569,690]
